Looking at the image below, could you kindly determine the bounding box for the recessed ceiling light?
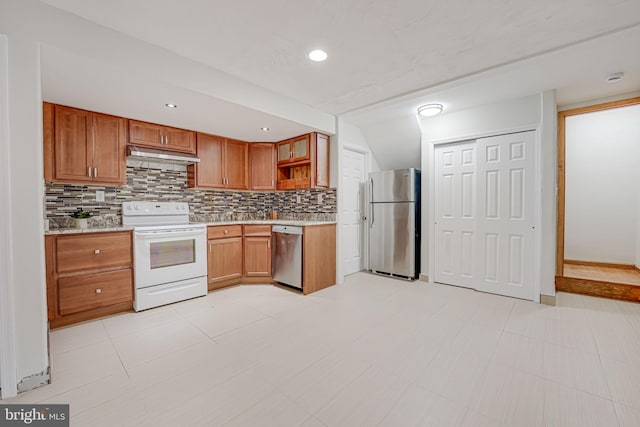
[260,127,270,131]
[417,104,443,117]
[308,49,328,62]
[606,72,624,83]
[165,103,177,108]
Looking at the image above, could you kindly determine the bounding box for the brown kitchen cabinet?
[43,103,127,185]
[207,225,243,290]
[276,132,330,190]
[277,134,310,164]
[129,119,196,154]
[302,224,336,294]
[187,133,248,190]
[45,231,134,328]
[243,225,272,277]
[249,143,276,190]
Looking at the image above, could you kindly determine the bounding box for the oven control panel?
[123,201,189,215]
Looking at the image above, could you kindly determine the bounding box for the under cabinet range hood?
[126,145,200,165]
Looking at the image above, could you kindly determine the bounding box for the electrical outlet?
[317,194,323,204]
[95,190,105,202]
[296,194,301,204]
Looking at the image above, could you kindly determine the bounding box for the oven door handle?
[135,229,205,239]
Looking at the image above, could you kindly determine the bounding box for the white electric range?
[122,201,207,311]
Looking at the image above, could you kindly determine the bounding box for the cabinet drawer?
[244,225,272,236]
[58,269,133,315]
[208,225,243,239]
[56,232,132,274]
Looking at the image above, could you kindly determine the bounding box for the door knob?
[361,216,367,221]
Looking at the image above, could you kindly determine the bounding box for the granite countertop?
[45,226,135,235]
[45,220,335,235]
[200,220,336,227]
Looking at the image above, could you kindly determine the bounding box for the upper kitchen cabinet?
[276,132,330,190]
[314,132,330,188]
[277,134,310,165]
[43,103,127,186]
[187,132,248,190]
[129,120,196,154]
[249,143,276,190]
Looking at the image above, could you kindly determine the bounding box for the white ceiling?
[38,0,640,169]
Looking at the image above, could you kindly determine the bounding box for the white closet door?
[434,141,478,288]
[475,131,535,300]
[434,131,536,300]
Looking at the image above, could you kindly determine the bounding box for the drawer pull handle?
[224,230,228,234]
[95,288,102,294]
[94,249,101,254]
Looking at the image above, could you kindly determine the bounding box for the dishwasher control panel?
[272,225,303,235]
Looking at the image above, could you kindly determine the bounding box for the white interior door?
[434,131,536,300]
[434,141,478,288]
[475,132,535,299]
[342,148,367,275]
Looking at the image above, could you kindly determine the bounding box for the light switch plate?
[95,190,105,202]
[296,194,301,204]
[317,194,323,204]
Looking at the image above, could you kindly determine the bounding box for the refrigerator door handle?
[369,178,374,228]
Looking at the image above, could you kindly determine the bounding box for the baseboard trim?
[17,368,50,393]
[540,294,556,306]
[556,275,640,303]
[565,260,636,270]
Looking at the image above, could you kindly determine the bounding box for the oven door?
[134,228,207,289]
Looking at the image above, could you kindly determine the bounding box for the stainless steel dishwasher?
[272,225,303,289]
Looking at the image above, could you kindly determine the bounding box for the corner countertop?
[45,220,335,235]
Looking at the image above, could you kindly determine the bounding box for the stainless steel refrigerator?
[368,168,420,280]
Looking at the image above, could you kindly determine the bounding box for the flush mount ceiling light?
[606,72,624,83]
[417,103,443,117]
[260,127,270,131]
[165,103,178,108]
[308,49,328,62]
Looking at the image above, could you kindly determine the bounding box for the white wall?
[0,20,49,394]
[565,104,640,264]
[419,92,557,297]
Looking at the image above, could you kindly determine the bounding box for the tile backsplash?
[45,163,336,229]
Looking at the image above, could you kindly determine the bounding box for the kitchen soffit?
[40,0,640,115]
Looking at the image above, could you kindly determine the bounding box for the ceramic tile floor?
[7,272,640,426]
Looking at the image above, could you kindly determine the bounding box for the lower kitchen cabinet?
[207,225,243,290]
[243,225,272,277]
[303,224,337,294]
[45,231,134,328]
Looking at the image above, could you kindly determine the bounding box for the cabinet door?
[249,143,275,190]
[165,127,196,154]
[225,139,249,189]
[54,105,92,182]
[315,133,330,188]
[208,237,243,288]
[244,236,272,277]
[291,135,310,162]
[195,133,226,188]
[91,113,127,184]
[58,269,133,316]
[129,120,165,149]
[56,232,132,274]
[277,141,291,164]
